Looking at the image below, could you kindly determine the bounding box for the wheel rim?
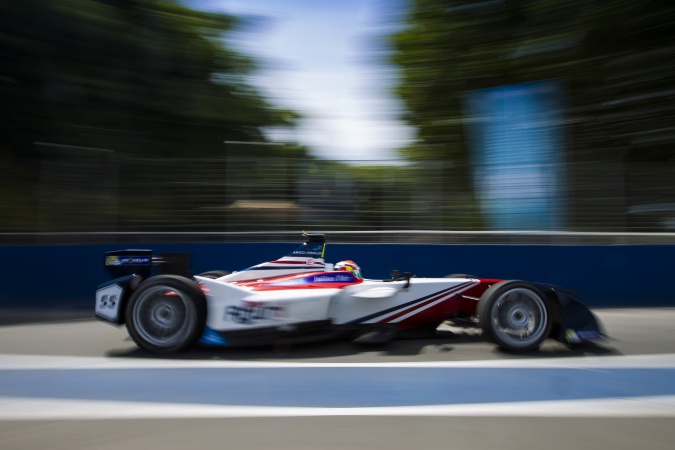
[489,287,548,348]
[132,286,195,348]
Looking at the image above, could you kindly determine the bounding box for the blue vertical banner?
[464,80,566,230]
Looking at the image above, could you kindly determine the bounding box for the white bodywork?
[195,275,479,332]
[196,276,338,331]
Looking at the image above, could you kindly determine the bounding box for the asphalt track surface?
[1,308,674,449]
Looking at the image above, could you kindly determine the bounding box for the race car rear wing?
[104,249,190,280]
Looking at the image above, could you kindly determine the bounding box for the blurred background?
[1,0,675,241]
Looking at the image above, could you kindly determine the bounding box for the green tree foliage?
[0,0,296,159]
[391,0,675,163]
[0,0,303,231]
[390,0,675,230]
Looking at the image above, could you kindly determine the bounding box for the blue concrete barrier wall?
[1,242,674,315]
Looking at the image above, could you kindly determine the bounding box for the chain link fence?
[1,155,674,243]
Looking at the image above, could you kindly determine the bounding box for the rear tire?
[477,280,551,352]
[125,275,206,353]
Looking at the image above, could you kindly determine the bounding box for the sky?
[198,0,413,162]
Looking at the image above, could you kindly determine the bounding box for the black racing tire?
[125,275,206,354]
[196,270,230,279]
[477,280,551,352]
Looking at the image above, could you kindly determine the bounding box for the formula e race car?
[95,233,603,354]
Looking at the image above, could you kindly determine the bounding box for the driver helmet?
[334,260,362,279]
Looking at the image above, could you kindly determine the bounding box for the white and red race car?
[95,233,603,353]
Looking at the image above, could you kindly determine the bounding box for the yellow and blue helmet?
[334,260,362,279]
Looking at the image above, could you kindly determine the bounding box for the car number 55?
[95,284,124,321]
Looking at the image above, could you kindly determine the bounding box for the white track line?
[2,352,675,370]
[0,395,674,420]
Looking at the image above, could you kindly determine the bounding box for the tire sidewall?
[125,275,206,353]
[477,280,551,351]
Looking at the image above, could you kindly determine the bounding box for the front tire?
[477,280,551,351]
[125,275,206,353]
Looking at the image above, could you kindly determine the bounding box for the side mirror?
[403,272,413,289]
